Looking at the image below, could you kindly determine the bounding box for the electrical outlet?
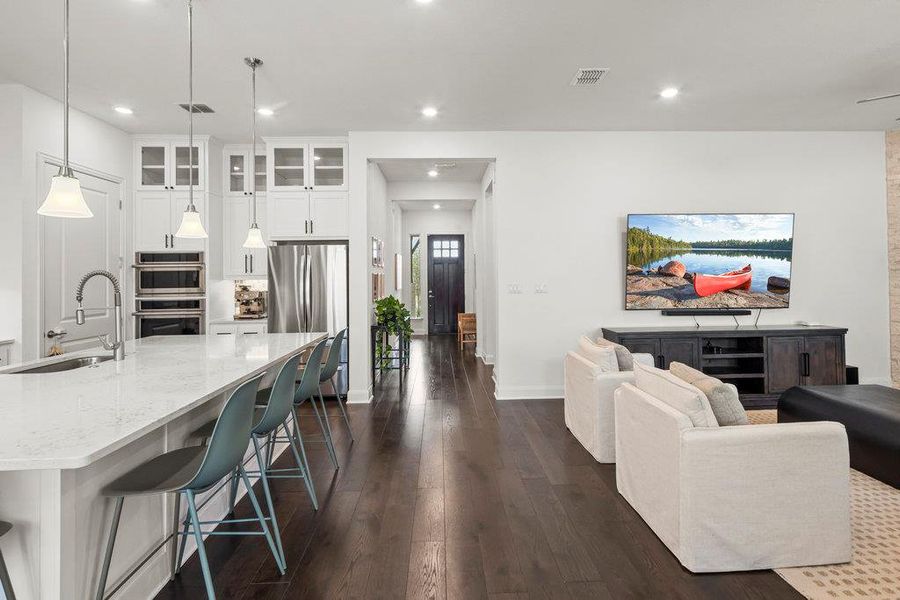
[507,284,522,294]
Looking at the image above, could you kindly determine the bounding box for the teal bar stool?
[186,349,319,567]
[94,374,283,600]
[291,339,339,469]
[319,329,353,441]
[0,521,16,600]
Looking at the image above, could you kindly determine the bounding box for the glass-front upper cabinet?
[268,145,306,190]
[137,140,205,191]
[254,153,267,191]
[171,144,203,190]
[228,152,246,194]
[139,145,169,190]
[310,143,347,191]
[225,146,267,195]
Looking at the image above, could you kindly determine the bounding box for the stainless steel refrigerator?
[268,242,349,395]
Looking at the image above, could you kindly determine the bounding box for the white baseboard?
[494,383,564,401]
[347,387,373,404]
[860,375,892,386]
[476,351,495,366]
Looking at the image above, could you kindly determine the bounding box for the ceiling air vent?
[177,103,215,113]
[570,68,609,87]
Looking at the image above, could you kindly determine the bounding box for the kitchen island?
[0,333,326,600]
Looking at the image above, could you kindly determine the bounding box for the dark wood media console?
[601,325,848,409]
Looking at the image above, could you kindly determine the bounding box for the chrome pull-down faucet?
[75,270,125,361]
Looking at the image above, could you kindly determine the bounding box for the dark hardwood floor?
[156,335,802,600]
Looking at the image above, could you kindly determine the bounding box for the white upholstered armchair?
[563,349,653,463]
[614,368,851,573]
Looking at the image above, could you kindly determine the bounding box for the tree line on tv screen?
[626,227,793,253]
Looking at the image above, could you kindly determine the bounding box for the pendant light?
[242,57,266,249]
[174,0,208,239]
[38,0,93,219]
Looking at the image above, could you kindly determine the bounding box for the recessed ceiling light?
[257,107,274,116]
[113,106,133,115]
[427,169,438,177]
[659,87,679,99]
[433,203,441,210]
[314,155,321,161]
[421,106,438,118]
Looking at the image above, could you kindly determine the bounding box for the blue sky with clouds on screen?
[628,214,794,243]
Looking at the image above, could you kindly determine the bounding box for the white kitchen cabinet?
[264,137,347,193]
[135,191,206,251]
[310,143,347,190]
[266,191,348,240]
[224,145,266,196]
[208,321,267,336]
[224,196,268,279]
[136,138,205,192]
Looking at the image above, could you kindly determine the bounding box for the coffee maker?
[235,284,267,319]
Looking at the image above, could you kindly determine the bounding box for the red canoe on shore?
[693,264,752,297]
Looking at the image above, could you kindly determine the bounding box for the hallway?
[157,335,800,599]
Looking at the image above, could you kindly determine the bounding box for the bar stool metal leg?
[185,490,216,599]
[0,546,16,600]
[331,375,354,441]
[316,391,339,468]
[238,467,285,575]
[170,493,182,581]
[95,496,124,600]
[251,436,286,569]
[288,409,318,509]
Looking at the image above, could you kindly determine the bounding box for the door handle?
[657,354,664,368]
[46,329,67,339]
[803,352,811,377]
[310,220,314,234]
[170,234,174,248]
[244,254,248,274]
[164,234,169,248]
[304,220,308,234]
[250,254,254,273]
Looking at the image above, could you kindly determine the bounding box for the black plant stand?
[371,325,410,384]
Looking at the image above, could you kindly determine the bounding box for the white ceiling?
[376,159,490,182]
[3,0,900,140]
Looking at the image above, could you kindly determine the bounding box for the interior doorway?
[39,157,123,356]
[427,234,465,334]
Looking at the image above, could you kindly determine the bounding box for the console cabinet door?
[659,337,700,369]
[805,335,844,386]
[767,336,804,394]
[618,338,660,365]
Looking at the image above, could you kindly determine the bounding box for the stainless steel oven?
[134,252,205,296]
[134,297,206,338]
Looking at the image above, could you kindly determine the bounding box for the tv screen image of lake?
[625,213,794,309]
[634,249,791,293]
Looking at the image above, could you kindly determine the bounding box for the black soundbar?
[661,309,752,317]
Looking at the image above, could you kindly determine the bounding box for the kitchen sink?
[9,355,114,374]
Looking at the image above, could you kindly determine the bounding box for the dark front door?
[428,235,465,335]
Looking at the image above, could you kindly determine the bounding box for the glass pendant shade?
[38,173,93,218]
[242,224,266,249]
[174,207,208,238]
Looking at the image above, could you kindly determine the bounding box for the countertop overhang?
[0,333,326,471]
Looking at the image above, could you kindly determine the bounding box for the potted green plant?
[374,295,413,368]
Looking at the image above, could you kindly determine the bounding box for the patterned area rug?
[747,410,900,599]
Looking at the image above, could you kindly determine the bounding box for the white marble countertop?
[0,333,325,471]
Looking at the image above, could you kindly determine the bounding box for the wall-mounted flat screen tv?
[625,213,794,310]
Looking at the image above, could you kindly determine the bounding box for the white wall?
[473,164,497,366]
[0,84,133,362]
[349,131,890,401]
[400,208,475,334]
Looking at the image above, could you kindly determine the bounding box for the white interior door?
[41,161,123,356]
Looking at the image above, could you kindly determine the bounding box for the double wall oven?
[133,252,206,338]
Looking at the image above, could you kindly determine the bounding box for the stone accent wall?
[887,130,900,383]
